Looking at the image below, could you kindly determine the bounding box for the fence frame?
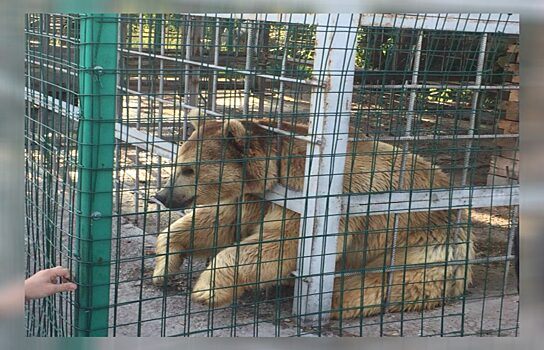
[75,13,118,337]
[291,13,359,325]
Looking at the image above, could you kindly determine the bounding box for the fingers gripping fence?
[25,13,520,337]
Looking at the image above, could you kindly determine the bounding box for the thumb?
[51,282,78,294]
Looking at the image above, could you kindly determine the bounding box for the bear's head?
[153,117,279,209]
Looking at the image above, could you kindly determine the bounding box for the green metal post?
[75,14,118,337]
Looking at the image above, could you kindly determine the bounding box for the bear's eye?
[181,167,194,177]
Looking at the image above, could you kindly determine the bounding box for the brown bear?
[152,117,474,319]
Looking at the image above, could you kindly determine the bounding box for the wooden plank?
[488,169,518,181]
[496,137,519,148]
[501,100,519,120]
[508,89,519,102]
[490,156,519,178]
[507,44,520,54]
[506,63,519,74]
[487,173,515,186]
[499,119,519,133]
[512,75,520,83]
[504,109,519,121]
[497,149,520,161]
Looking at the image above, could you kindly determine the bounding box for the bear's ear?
[223,119,248,154]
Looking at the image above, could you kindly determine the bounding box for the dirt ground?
[104,93,519,337]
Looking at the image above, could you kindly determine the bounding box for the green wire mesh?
[25,13,80,336]
[25,13,519,337]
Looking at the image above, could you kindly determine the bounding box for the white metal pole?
[134,14,144,223]
[293,13,359,325]
[243,20,256,116]
[156,15,166,234]
[211,17,220,113]
[182,16,192,141]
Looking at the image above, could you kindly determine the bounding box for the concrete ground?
[107,219,519,337]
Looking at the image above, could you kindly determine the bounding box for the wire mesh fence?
[25,13,520,337]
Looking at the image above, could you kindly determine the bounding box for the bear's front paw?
[152,264,170,287]
[191,268,237,307]
[152,274,167,286]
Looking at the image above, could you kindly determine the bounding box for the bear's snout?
[151,187,194,210]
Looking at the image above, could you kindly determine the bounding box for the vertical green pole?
[75,14,118,337]
[154,15,163,52]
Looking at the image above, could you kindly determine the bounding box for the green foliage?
[381,36,395,56]
[355,29,367,68]
[266,23,315,79]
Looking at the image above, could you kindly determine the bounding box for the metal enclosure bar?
[278,22,290,114]
[211,18,220,112]
[112,17,126,338]
[503,205,519,296]
[384,30,424,311]
[192,14,519,34]
[461,33,488,187]
[155,16,166,234]
[353,83,518,90]
[182,17,191,141]
[133,14,144,224]
[453,34,488,282]
[243,21,256,115]
[75,14,118,337]
[293,14,359,325]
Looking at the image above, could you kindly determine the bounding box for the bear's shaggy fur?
[152,118,474,319]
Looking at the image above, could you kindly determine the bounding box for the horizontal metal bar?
[265,184,519,215]
[25,87,79,119]
[263,184,307,214]
[345,185,519,216]
[254,123,318,144]
[355,83,519,91]
[114,123,177,160]
[331,255,516,277]
[118,86,173,105]
[25,29,80,45]
[350,133,519,142]
[25,57,79,77]
[190,13,519,34]
[289,255,515,278]
[360,13,519,34]
[119,48,321,87]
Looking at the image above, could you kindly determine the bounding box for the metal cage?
[25,13,519,337]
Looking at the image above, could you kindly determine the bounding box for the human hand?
[24,266,77,301]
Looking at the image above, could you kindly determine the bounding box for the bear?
[151,116,474,319]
